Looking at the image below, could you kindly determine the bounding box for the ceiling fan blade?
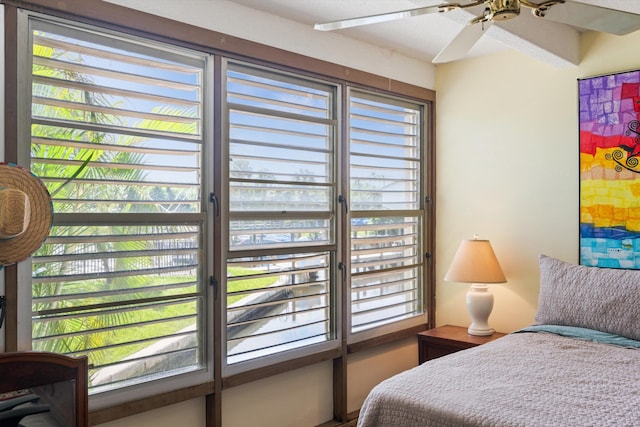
[537,1,640,35]
[433,21,493,64]
[314,5,444,31]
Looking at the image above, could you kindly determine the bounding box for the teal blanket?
[516,324,640,348]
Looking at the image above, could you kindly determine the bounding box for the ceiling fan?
[314,1,640,63]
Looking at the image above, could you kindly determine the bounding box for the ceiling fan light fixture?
[490,0,521,20]
[520,0,565,18]
[314,0,640,63]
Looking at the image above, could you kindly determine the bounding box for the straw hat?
[0,163,53,266]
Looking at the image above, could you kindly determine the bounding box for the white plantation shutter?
[28,18,208,394]
[11,6,435,415]
[348,91,425,334]
[224,62,338,369]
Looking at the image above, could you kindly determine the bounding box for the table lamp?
[444,236,507,336]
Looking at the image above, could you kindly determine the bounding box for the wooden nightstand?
[418,324,506,364]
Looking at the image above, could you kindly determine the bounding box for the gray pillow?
[535,254,640,341]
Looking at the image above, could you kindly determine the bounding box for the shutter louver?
[29,21,206,393]
[349,93,424,333]
[225,63,337,367]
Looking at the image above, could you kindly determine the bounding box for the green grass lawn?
[227,266,279,305]
[33,267,280,377]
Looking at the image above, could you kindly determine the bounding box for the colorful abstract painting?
[580,70,640,269]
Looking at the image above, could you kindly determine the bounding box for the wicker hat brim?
[0,163,53,266]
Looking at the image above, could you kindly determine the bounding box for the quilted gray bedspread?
[357,331,640,427]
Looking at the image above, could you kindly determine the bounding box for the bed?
[357,255,640,427]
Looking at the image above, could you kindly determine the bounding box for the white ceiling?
[225,0,640,67]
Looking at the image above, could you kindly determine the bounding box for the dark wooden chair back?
[0,352,88,427]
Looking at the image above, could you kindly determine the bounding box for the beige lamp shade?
[444,239,507,284]
[445,238,506,336]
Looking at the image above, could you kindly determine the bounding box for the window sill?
[347,324,428,354]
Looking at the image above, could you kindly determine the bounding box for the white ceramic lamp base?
[466,284,494,336]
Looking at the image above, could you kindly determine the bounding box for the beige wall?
[435,50,579,333]
[96,398,206,427]
[435,29,640,334]
[222,362,333,426]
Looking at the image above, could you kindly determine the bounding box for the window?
[13,5,431,412]
[221,63,428,369]
[223,62,338,371]
[348,91,425,337]
[25,17,210,402]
